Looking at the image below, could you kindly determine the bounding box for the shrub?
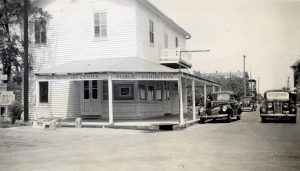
[8,101,23,124]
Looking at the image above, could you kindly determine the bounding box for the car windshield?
[211,93,230,101]
[266,92,289,101]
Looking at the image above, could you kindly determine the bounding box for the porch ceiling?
[36,57,177,75]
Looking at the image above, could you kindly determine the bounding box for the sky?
[149,0,300,94]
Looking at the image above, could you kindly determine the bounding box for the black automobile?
[240,96,257,111]
[260,90,297,123]
[198,91,242,123]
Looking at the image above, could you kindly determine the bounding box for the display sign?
[0,91,15,106]
[36,73,108,81]
[36,73,179,81]
[112,73,178,80]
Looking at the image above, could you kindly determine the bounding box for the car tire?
[261,117,266,123]
[227,115,231,123]
[236,114,241,120]
[290,117,297,123]
[199,118,206,124]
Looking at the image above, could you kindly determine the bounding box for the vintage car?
[260,90,297,123]
[240,96,257,111]
[198,91,242,123]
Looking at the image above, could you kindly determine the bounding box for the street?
[1,109,300,171]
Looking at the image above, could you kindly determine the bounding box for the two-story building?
[29,0,221,125]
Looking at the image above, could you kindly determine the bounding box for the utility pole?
[24,0,29,122]
[243,55,246,96]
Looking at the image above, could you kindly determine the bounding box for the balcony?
[160,48,192,69]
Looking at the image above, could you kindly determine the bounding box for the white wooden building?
[29,0,221,125]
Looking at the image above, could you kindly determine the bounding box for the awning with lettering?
[35,57,220,85]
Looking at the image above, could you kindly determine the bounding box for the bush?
[8,101,23,124]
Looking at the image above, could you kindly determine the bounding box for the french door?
[81,80,100,116]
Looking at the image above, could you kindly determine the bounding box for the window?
[175,37,179,48]
[39,82,48,103]
[148,83,154,101]
[156,83,162,101]
[164,33,168,48]
[92,80,98,99]
[164,81,170,101]
[103,81,108,100]
[84,81,90,99]
[35,20,47,44]
[94,12,107,38]
[149,20,154,43]
[139,81,146,100]
[114,84,134,100]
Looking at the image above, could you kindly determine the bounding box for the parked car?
[240,96,257,111]
[198,91,242,123]
[260,90,297,123]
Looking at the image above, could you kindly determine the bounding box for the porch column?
[192,79,196,121]
[108,74,113,125]
[204,82,207,105]
[212,84,216,93]
[219,85,222,92]
[178,77,184,125]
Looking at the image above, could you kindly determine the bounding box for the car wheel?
[236,114,241,120]
[199,118,206,124]
[261,117,266,123]
[227,115,231,123]
[290,117,297,123]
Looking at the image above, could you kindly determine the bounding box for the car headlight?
[283,102,288,108]
[222,106,227,112]
[268,103,272,108]
[291,108,296,113]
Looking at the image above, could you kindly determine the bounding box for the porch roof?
[36,57,177,75]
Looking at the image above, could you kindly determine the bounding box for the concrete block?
[75,118,82,128]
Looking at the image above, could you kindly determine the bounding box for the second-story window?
[94,12,107,38]
[175,37,179,48]
[149,20,154,43]
[35,20,47,44]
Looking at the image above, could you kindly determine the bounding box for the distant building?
[291,59,300,102]
[202,71,249,79]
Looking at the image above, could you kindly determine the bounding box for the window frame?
[149,19,154,44]
[39,82,49,103]
[175,37,179,48]
[34,20,47,45]
[93,11,108,39]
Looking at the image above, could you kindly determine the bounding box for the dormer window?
[35,20,47,44]
[94,12,107,38]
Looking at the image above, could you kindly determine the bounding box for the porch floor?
[60,113,200,130]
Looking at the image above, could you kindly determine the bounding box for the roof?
[139,0,191,38]
[32,0,191,39]
[36,57,177,75]
[291,59,300,68]
[263,89,291,94]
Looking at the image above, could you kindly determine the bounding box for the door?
[81,80,100,116]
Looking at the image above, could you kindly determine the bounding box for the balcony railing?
[160,48,192,69]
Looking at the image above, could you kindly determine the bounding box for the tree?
[0,0,50,84]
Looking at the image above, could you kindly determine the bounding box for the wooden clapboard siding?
[31,0,138,70]
[135,1,187,63]
[50,81,81,118]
